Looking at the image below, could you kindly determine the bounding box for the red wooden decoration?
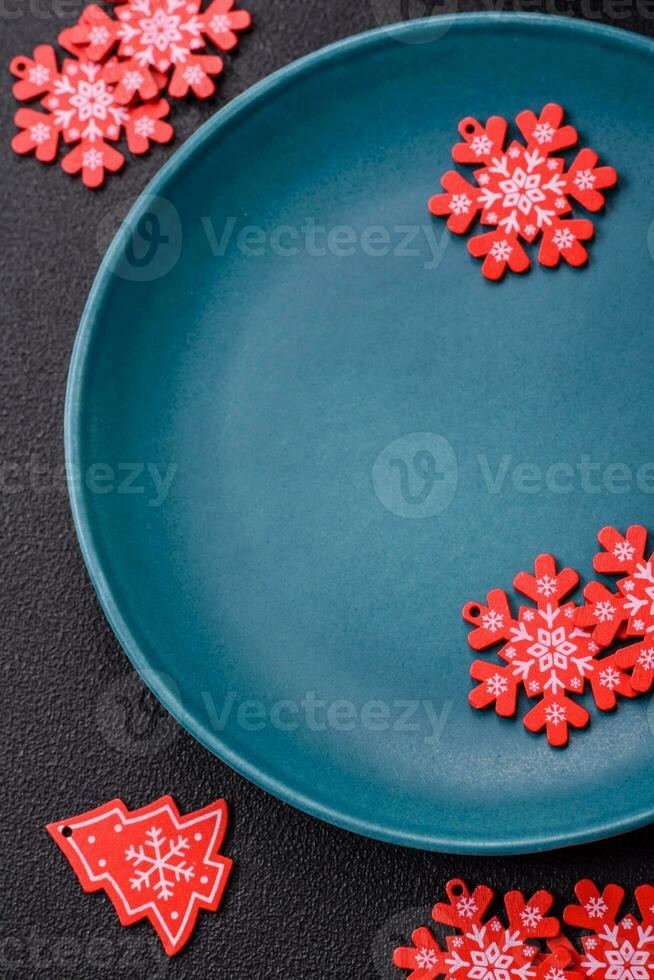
[428,104,617,280]
[46,796,232,956]
[63,0,251,104]
[575,526,654,693]
[564,880,654,980]
[462,553,634,747]
[393,878,578,980]
[10,44,173,187]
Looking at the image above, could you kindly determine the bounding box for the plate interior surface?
[67,14,654,852]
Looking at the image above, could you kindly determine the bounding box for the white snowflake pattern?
[526,624,577,673]
[82,148,104,171]
[547,159,559,170]
[490,240,512,263]
[88,25,111,46]
[505,646,516,659]
[183,64,205,85]
[210,13,232,33]
[574,169,597,191]
[122,70,145,92]
[533,122,555,144]
[585,896,608,918]
[634,620,646,632]
[600,666,621,690]
[523,610,535,621]
[520,906,543,929]
[136,8,186,55]
[546,970,566,980]
[478,173,490,185]
[537,575,558,597]
[555,197,567,209]
[602,940,651,980]
[524,224,536,236]
[467,942,515,980]
[638,649,654,670]
[29,121,51,144]
[486,674,509,697]
[545,702,566,726]
[134,115,156,137]
[614,541,636,563]
[47,64,127,147]
[594,600,615,623]
[29,63,51,86]
[471,134,493,157]
[570,676,582,689]
[487,212,498,224]
[68,77,114,123]
[417,948,438,970]
[553,227,575,251]
[457,896,478,918]
[450,193,472,215]
[482,610,505,633]
[508,145,521,158]
[126,826,195,900]
[497,167,547,218]
[528,681,540,692]
[624,580,636,592]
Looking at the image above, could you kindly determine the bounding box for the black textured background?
[3,2,654,977]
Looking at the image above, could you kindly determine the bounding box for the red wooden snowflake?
[64,0,251,104]
[462,553,634,746]
[46,796,232,956]
[393,878,579,980]
[10,42,173,187]
[575,526,654,693]
[564,880,654,980]
[428,104,617,280]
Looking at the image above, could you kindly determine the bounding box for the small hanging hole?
[61,826,73,838]
[451,882,464,896]
[463,123,476,135]
[467,605,481,619]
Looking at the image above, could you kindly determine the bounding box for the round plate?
[66,13,654,853]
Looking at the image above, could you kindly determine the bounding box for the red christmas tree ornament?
[10,42,173,187]
[564,880,654,980]
[428,104,617,280]
[393,878,579,980]
[574,526,654,693]
[462,553,634,747]
[46,796,232,956]
[64,0,251,104]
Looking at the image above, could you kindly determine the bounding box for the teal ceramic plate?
[66,14,654,853]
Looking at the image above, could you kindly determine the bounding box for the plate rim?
[65,11,654,854]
